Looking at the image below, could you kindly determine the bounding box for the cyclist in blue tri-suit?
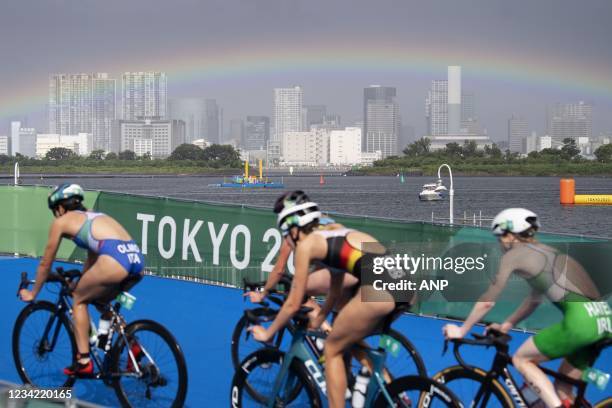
[19,183,145,377]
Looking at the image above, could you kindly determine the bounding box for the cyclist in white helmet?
[249,191,399,408]
[444,208,609,408]
[19,183,145,377]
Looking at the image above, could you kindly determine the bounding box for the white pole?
[14,162,19,186]
[437,163,454,225]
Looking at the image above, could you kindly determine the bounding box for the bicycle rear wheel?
[374,375,462,408]
[433,365,513,408]
[594,397,612,408]
[357,329,427,378]
[111,319,188,408]
[231,349,322,407]
[12,301,77,388]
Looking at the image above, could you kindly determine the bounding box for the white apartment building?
[282,129,329,165]
[133,138,153,157]
[538,135,552,151]
[360,151,383,166]
[36,133,93,158]
[272,87,303,158]
[508,115,528,153]
[122,72,168,120]
[114,119,179,158]
[0,136,8,155]
[192,139,209,150]
[329,127,362,165]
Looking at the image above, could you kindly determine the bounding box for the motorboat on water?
[419,179,447,201]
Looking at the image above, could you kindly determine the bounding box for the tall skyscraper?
[49,73,115,151]
[508,115,529,153]
[425,80,448,136]
[122,72,167,120]
[245,116,270,151]
[447,66,462,134]
[363,86,399,158]
[168,98,206,143]
[205,99,220,144]
[547,101,592,145]
[273,86,303,143]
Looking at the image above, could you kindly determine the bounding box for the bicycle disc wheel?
[433,365,513,408]
[231,349,322,408]
[12,301,77,388]
[111,319,188,408]
[374,375,463,408]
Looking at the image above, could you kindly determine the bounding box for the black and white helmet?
[491,208,540,236]
[275,191,321,236]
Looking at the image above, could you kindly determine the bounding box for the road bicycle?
[433,329,611,407]
[13,267,188,408]
[230,306,462,407]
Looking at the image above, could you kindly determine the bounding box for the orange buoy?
[560,178,575,205]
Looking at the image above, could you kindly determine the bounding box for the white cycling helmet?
[491,208,540,236]
[275,191,321,236]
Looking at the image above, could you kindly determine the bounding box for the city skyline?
[1,0,611,141]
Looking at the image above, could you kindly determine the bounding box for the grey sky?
[1,0,611,141]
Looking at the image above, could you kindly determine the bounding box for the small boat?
[217,160,285,188]
[419,180,447,201]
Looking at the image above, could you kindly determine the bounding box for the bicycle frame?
[266,323,396,407]
[452,335,592,408]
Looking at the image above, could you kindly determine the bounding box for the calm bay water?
[34,175,612,238]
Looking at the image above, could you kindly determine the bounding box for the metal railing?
[431,210,494,227]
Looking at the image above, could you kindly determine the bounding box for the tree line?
[0,143,242,169]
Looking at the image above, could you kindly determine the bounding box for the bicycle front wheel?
[111,319,188,408]
[433,365,513,408]
[231,348,322,408]
[12,301,77,388]
[374,375,463,408]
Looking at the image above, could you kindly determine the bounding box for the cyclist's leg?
[72,256,128,359]
[513,337,561,407]
[555,359,581,402]
[323,285,394,408]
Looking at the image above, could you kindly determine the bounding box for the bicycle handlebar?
[16,268,82,297]
[444,328,512,371]
[243,273,292,295]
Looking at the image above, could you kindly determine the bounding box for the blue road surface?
[1,257,610,406]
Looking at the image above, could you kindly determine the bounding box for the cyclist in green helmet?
[444,208,611,408]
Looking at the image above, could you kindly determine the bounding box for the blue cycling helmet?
[48,183,85,210]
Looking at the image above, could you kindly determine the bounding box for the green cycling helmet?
[48,183,85,210]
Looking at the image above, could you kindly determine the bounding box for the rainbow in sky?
[1,41,611,119]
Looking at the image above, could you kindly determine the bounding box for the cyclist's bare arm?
[245,238,292,302]
[491,289,542,332]
[311,272,343,329]
[29,217,66,299]
[446,256,514,337]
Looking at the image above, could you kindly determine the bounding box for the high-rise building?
[447,66,461,134]
[508,115,529,153]
[228,119,244,147]
[10,121,36,157]
[122,72,167,120]
[205,99,220,144]
[302,105,326,130]
[245,116,269,151]
[273,86,303,146]
[329,127,362,165]
[363,86,399,158]
[547,101,592,145]
[426,80,448,136]
[168,98,206,143]
[49,73,115,151]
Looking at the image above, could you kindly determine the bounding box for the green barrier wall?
[1,185,610,330]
